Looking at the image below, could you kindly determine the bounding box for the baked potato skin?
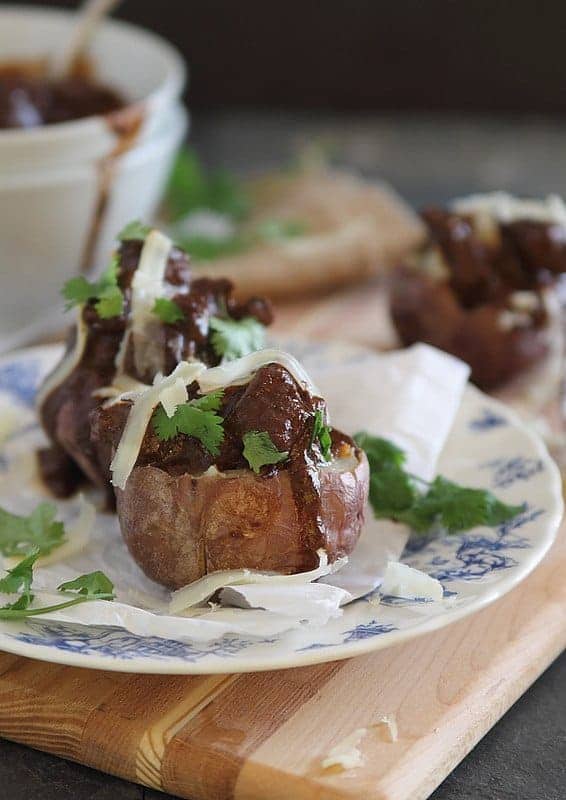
[390,270,550,390]
[116,452,369,590]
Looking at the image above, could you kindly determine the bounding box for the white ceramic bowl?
[0,6,188,340]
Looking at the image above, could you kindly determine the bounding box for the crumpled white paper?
[0,343,469,641]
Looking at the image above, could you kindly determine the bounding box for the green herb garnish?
[0,549,39,606]
[210,316,265,361]
[0,555,115,621]
[167,149,307,261]
[0,565,114,621]
[311,410,332,461]
[62,254,123,319]
[117,220,152,242]
[167,149,251,222]
[242,431,289,474]
[152,390,225,455]
[152,298,185,324]
[354,432,523,535]
[179,233,251,261]
[0,503,65,558]
[254,219,306,242]
[58,571,115,599]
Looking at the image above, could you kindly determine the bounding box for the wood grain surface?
[0,520,563,800]
[0,281,564,800]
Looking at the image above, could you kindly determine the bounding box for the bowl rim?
[0,104,189,188]
[0,4,187,144]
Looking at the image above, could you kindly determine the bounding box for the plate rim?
[0,343,562,674]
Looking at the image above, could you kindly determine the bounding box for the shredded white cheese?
[159,377,189,418]
[497,309,533,332]
[421,247,450,280]
[321,729,367,770]
[115,229,173,378]
[374,715,398,743]
[110,361,205,489]
[93,374,150,403]
[452,192,566,226]
[198,348,320,397]
[509,291,540,313]
[381,561,443,601]
[169,549,345,614]
[36,310,88,410]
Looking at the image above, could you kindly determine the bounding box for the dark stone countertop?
[1,111,565,799]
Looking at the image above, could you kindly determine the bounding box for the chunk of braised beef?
[90,364,328,480]
[421,208,495,307]
[37,445,85,499]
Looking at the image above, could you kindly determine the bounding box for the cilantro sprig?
[0,551,115,620]
[242,431,289,474]
[166,148,306,261]
[0,503,65,558]
[153,298,184,324]
[167,149,251,223]
[210,316,265,361]
[254,219,307,242]
[62,255,123,319]
[354,432,523,535]
[311,410,332,461]
[152,390,225,455]
[117,220,152,242]
[0,550,38,609]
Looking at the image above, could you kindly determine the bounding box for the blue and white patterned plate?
[0,343,562,674]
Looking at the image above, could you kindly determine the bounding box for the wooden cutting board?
[0,281,564,800]
[0,522,563,800]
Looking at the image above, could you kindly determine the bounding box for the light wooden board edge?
[0,524,562,800]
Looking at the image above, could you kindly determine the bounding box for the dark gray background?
[9,0,566,114]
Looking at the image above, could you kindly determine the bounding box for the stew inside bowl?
[0,60,124,129]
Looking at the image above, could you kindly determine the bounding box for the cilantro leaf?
[96,285,124,319]
[99,253,119,288]
[152,406,180,441]
[0,549,39,598]
[118,220,152,241]
[369,467,419,520]
[255,219,307,242]
[58,571,115,599]
[0,553,114,621]
[1,593,34,612]
[354,431,523,536]
[311,410,332,461]
[152,298,185,324]
[153,395,225,455]
[190,389,224,412]
[242,431,289,474]
[61,254,123,319]
[399,477,524,534]
[0,503,65,558]
[179,232,251,262]
[354,432,406,470]
[210,316,265,361]
[166,149,250,222]
[62,276,96,309]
